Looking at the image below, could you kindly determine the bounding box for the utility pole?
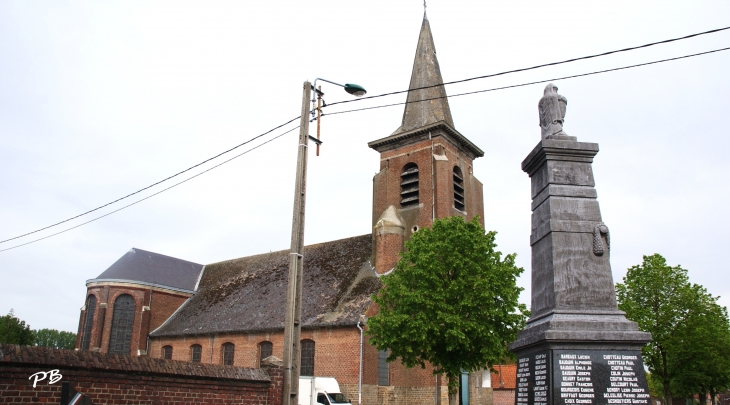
[282,81,312,405]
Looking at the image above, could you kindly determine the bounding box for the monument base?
[510,312,652,350]
[512,342,650,405]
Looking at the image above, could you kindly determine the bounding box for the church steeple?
[395,15,454,135]
[368,15,485,274]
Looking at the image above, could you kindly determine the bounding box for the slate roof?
[88,248,204,292]
[150,234,380,337]
[367,15,484,159]
[395,15,453,135]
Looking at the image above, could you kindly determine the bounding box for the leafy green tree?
[669,285,730,405]
[616,254,730,405]
[33,328,77,350]
[0,309,35,345]
[616,254,692,405]
[367,216,528,405]
[646,373,665,399]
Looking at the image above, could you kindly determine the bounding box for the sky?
[1,0,729,333]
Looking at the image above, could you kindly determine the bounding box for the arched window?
[400,163,419,208]
[162,345,173,360]
[81,295,96,350]
[378,349,390,386]
[190,344,202,363]
[222,342,235,366]
[300,339,315,376]
[259,341,273,366]
[453,166,465,211]
[108,294,135,354]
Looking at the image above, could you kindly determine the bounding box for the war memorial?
[509,84,653,405]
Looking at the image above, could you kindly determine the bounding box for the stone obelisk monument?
[509,84,652,405]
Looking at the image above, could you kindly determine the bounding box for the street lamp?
[282,79,366,405]
[310,78,367,156]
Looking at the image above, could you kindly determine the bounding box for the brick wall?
[77,285,191,356]
[148,291,189,334]
[372,133,482,236]
[374,232,404,274]
[493,390,516,405]
[150,326,363,384]
[0,344,282,405]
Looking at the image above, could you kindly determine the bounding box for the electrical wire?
[322,46,730,117]
[325,25,730,108]
[0,115,301,244]
[4,25,730,246]
[0,125,301,253]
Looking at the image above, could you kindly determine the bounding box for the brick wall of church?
[372,135,484,240]
[77,285,190,356]
[149,291,189,332]
[374,232,404,274]
[150,326,364,384]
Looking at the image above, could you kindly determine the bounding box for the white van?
[299,377,351,405]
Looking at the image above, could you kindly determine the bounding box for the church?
[74,14,500,405]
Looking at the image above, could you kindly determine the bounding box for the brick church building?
[75,14,499,405]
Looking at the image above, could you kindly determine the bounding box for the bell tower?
[369,15,485,274]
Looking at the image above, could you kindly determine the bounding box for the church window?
[81,295,96,350]
[378,349,390,386]
[191,344,202,363]
[400,163,420,208]
[108,294,135,355]
[162,345,172,360]
[259,341,273,366]
[222,342,235,366]
[300,339,315,376]
[453,166,465,211]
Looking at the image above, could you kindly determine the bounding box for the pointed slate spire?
[394,15,454,135]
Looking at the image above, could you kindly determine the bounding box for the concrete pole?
[282,81,312,405]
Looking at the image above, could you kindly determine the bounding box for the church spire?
[394,15,454,135]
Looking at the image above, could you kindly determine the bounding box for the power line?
[325,25,730,108]
[322,46,730,117]
[12,44,724,251]
[5,25,729,245]
[0,116,301,244]
[0,125,300,253]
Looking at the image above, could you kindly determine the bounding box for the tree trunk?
[662,350,672,405]
[447,373,459,405]
[710,388,717,405]
[663,384,672,405]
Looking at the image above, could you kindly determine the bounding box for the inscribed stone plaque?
[515,349,650,405]
[516,350,550,405]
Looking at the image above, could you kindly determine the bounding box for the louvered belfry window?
[162,345,173,360]
[300,339,315,376]
[191,344,202,363]
[400,163,420,208]
[222,343,235,366]
[81,295,96,350]
[108,294,135,355]
[453,166,465,211]
[259,341,273,366]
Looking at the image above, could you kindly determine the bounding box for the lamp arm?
[313,78,346,90]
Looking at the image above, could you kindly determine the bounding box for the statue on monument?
[510,84,652,405]
[538,83,568,139]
